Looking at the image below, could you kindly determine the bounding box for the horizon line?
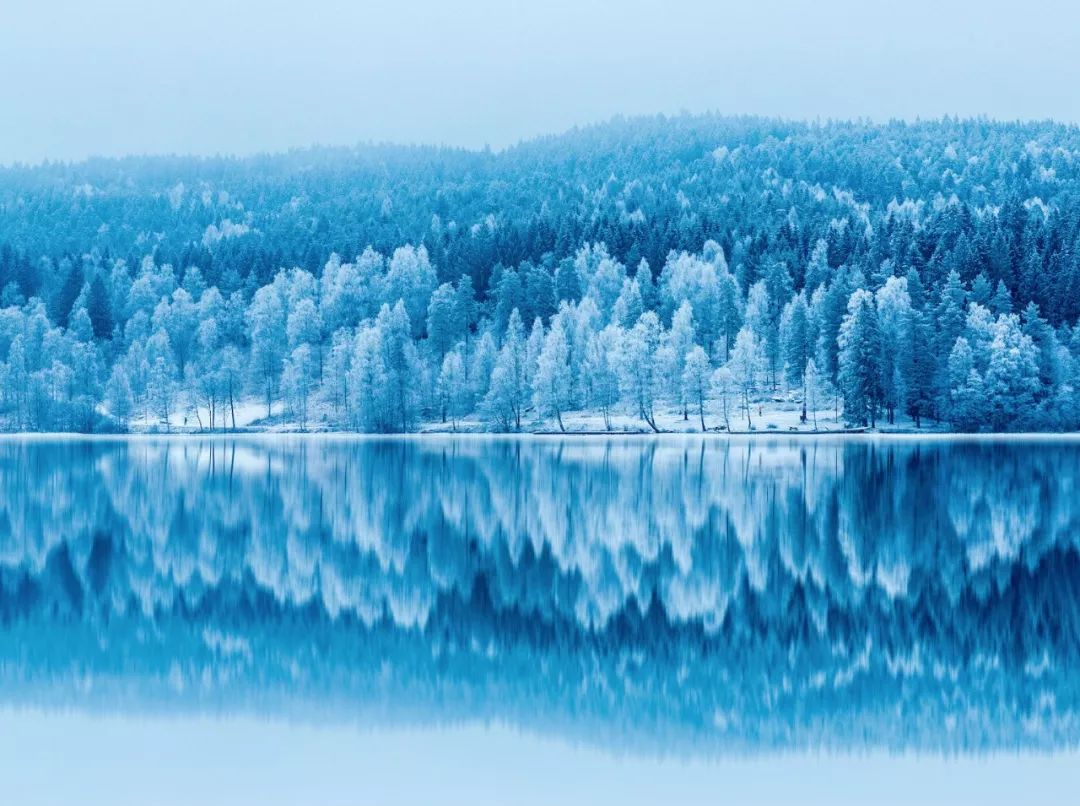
[3,111,1078,171]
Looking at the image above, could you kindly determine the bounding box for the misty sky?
[1,0,1078,164]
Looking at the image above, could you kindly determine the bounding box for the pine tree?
[780,291,812,422]
[838,289,884,427]
[86,276,113,340]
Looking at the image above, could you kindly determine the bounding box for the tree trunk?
[642,403,660,433]
[800,372,807,424]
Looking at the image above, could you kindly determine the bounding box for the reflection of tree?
[1,437,1079,753]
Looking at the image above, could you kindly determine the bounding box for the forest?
[1,114,1080,433]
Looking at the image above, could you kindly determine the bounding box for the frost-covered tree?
[377,301,422,432]
[577,244,626,323]
[104,364,133,429]
[814,273,851,390]
[716,270,743,362]
[726,327,763,430]
[5,116,1080,435]
[906,309,936,427]
[667,301,697,418]
[682,346,712,431]
[147,356,176,432]
[805,239,831,292]
[612,278,644,329]
[437,348,469,430]
[984,314,1041,431]
[660,250,721,348]
[947,337,983,431]
[247,280,287,418]
[483,308,529,431]
[219,345,245,430]
[619,311,663,432]
[875,277,913,425]
[286,296,323,380]
[533,311,573,431]
[804,358,821,430]
[838,289,884,428]
[710,365,734,431]
[469,331,498,403]
[427,282,462,358]
[385,245,437,337]
[525,317,545,391]
[780,290,813,422]
[282,344,316,430]
[583,325,621,431]
[349,326,387,432]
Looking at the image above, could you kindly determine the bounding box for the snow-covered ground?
[122,396,946,436]
[128,400,278,433]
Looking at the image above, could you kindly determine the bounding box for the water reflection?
[1,436,1079,753]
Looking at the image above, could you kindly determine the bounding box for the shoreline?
[2,430,1080,442]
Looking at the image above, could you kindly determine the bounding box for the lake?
[2,435,1080,803]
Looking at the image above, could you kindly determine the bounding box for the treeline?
[1,115,1080,433]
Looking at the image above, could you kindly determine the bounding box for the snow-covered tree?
[482,308,529,431]
[725,327,763,431]
[780,290,813,422]
[947,337,983,431]
[437,348,469,431]
[583,325,621,431]
[838,289,884,427]
[619,311,663,432]
[247,280,287,418]
[710,365,734,431]
[104,364,133,430]
[875,277,913,424]
[533,311,573,431]
[682,345,712,431]
[984,314,1041,431]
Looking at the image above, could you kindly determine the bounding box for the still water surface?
[1,436,1079,802]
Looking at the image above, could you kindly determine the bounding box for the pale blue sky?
[0,0,1078,162]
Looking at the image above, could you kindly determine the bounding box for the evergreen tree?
[86,276,113,340]
[838,289,884,427]
[780,291,813,422]
[946,337,982,431]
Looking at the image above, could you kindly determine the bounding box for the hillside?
[1,115,1079,433]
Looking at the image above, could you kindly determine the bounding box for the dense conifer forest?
[2,115,1080,432]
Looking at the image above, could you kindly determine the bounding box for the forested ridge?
[2,114,1080,432]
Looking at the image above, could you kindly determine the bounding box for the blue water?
[2,435,1080,802]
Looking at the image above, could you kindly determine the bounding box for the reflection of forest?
[1,437,1078,753]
